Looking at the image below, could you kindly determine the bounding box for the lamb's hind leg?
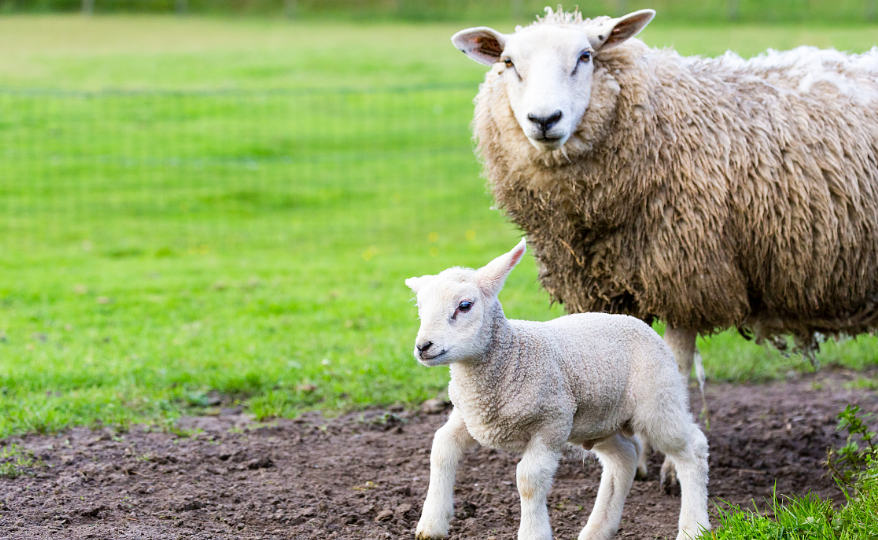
[660,327,698,493]
[634,432,649,480]
[649,424,710,540]
[578,434,638,540]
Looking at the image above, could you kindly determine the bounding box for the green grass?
[711,471,878,539]
[1,16,878,439]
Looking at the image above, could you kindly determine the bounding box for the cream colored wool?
[472,9,878,350]
[407,240,710,540]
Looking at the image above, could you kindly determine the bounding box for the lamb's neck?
[449,303,523,401]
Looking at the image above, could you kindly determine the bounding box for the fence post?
[615,0,626,16]
[176,0,187,15]
[82,0,93,16]
[285,0,297,19]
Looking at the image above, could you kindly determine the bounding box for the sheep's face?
[406,240,527,366]
[452,9,655,152]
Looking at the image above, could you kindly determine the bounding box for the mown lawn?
[1,15,877,438]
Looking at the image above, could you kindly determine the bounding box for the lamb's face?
[405,239,527,367]
[407,274,489,367]
[452,9,655,152]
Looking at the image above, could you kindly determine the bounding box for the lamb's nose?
[416,341,433,354]
[527,110,563,132]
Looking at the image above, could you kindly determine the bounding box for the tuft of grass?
[0,444,45,478]
[711,469,878,539]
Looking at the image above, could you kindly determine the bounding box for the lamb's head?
[405,239,526,366]
[452,7,654,152]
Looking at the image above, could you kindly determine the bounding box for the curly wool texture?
[474,12,878,345]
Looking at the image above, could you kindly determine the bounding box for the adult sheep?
[452,8,878,395]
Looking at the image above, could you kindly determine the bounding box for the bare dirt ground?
[1,369,876,540]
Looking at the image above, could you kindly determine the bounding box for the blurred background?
[2,0,878,23]
[1,2,877,437]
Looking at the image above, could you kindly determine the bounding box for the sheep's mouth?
[529,134,568,151]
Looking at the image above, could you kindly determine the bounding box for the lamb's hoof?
[415,521,447,540]
[676,527,709,540]
[661,472,681,496]
[635,465,649,481]
[660,462,681,496]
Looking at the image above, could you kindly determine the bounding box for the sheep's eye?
[503,58,514,68]
[458,301,473,313]
[579,51,591,63]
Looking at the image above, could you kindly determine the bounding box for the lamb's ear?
[405,275,432,294]
[474,239,527,297]
[451,27,507,66]
[589,9,655,51]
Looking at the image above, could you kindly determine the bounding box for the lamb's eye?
[579,51,591,63]
[458,301,473,312]
[503,58,514,68]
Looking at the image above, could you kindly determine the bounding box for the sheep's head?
[405,239,526,366]
[452,8,654,152]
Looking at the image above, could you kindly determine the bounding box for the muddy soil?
[1,369,876,540]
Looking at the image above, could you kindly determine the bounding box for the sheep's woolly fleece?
[473,7,878,349]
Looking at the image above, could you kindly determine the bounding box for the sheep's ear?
[405,275,432,294]
[474,238,527,297]
[451,27,507,66]
[589,9,655,51]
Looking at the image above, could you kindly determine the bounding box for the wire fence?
[3,0,878,23]
[0,84,499,263]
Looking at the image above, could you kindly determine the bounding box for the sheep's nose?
[416,341,433,354]
[527,110,563,132]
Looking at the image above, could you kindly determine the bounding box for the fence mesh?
[0,85,502,268]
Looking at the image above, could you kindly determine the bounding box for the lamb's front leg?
[516,436,561,540]
[416,408,477,540]
[578,434,638,540]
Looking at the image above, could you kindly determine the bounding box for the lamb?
[406,239,710,540]
[452,6,878,483]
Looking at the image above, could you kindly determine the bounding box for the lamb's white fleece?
[406,240,709,540]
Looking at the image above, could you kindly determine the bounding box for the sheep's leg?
[664,326,697,379]
[660,326,698,493]
[516,436,561,540]
[578,434,638,540]
[416,408,477,540]
[649,424,710,540]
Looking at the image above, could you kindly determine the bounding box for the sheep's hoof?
[415,534,445,540]
[634,466,649,481]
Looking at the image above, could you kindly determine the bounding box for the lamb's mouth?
[418,349,448,365]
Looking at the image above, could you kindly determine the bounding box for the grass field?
[2,15,878,439]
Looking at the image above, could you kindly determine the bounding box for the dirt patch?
[1,370,876,540]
